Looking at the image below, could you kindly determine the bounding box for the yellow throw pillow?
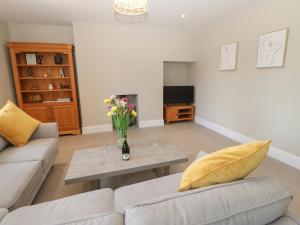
[0,100,41,146]
[177,140,271,192]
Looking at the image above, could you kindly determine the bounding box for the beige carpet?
[33,122,300,216]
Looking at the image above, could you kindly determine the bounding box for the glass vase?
[117,131,127,149]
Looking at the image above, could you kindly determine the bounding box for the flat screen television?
[163,86,194,104]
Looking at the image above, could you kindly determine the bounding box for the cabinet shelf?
[21,89,72,93]
[17,64,70,67]
[20,77,71,80]
[23,102,73,106]
[178,112,192,115]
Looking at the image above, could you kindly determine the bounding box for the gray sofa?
[0,123,59,212]
[0,151,299,225]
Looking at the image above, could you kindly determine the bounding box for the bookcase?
[7,42,81,135]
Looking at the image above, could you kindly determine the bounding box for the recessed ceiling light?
[181,14,186,18]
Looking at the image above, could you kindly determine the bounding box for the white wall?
[163,62,195,86]
[194,0,300,156]
[73,23,199,128]
[0,22,15,106]
[8,23,74,43]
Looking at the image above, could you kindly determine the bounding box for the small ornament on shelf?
[29,95,42,103]
[59,83,70,89]
[25,53,37,65]
[31,86,38,90]
[54,53,63,64]
[59,68,65,77]
[27,67,34,76]
[36,55,44,64]
[43,73,49,78]
[48,84,54,90]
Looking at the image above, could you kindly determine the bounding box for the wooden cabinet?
[51,104,77,134]
[23,105,50,123]
[7,42,81,135]
[164,105,194,124]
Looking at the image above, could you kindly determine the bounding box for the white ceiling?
[0,0,270,32]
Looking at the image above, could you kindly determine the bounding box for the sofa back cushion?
[0,136,8,152]
[124,177,292,225]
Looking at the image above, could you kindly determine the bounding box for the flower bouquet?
[104,95,137,148]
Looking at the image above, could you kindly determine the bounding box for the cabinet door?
[167,109,178,121]
[23,105,49,123]
[51,105,76,132]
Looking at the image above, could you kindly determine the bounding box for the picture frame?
[256,28,289,68]
[25,53,37,65]
[220,42,239,71]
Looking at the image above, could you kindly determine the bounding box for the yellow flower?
[111,106,118,112]
[131,110,137,117]
[107,111,112,117]
[104,98,111,104]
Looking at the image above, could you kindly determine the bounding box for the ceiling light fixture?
[181,14,186,19]
[113,0,148,16]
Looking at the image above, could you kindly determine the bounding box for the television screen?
[163,86,194,104]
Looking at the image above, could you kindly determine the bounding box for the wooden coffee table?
[64,142,188,187]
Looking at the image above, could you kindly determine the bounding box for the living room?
[0,0,300,224]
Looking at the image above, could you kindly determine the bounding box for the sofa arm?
[0,208,8,222]
[285,211,300,224]
[31,123,59,140]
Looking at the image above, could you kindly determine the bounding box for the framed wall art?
[256,28,289,68]
[220,42,238,71]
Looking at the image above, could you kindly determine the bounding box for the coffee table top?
[64,142,188,185]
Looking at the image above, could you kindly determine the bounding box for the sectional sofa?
[0,123,59,211]
[0,151,299,225]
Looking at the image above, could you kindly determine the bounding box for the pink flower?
[121,97,128,102]
[110,95,117,99]
[108,106,112,110]
[128,104,135,110]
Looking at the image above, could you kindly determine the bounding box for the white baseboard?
[82,124,113,134]
[139,119,164,128]
[195,116,300,171]
[82,119,164,134]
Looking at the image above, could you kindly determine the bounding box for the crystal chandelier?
[113,0,148,16]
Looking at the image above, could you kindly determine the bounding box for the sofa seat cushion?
[47,213,124,225]
[1,189,115,225]
[0,136,8,152]
[0,161,43,209]
[124,177,292,225]
[0,138,58,172]
[115,172,182,212]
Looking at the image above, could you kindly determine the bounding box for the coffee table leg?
[95,179,101,189]
[164,166,170,176]
[154,166,170,177]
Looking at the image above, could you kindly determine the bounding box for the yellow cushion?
[177,140,271,192]
[0,101,41,146]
